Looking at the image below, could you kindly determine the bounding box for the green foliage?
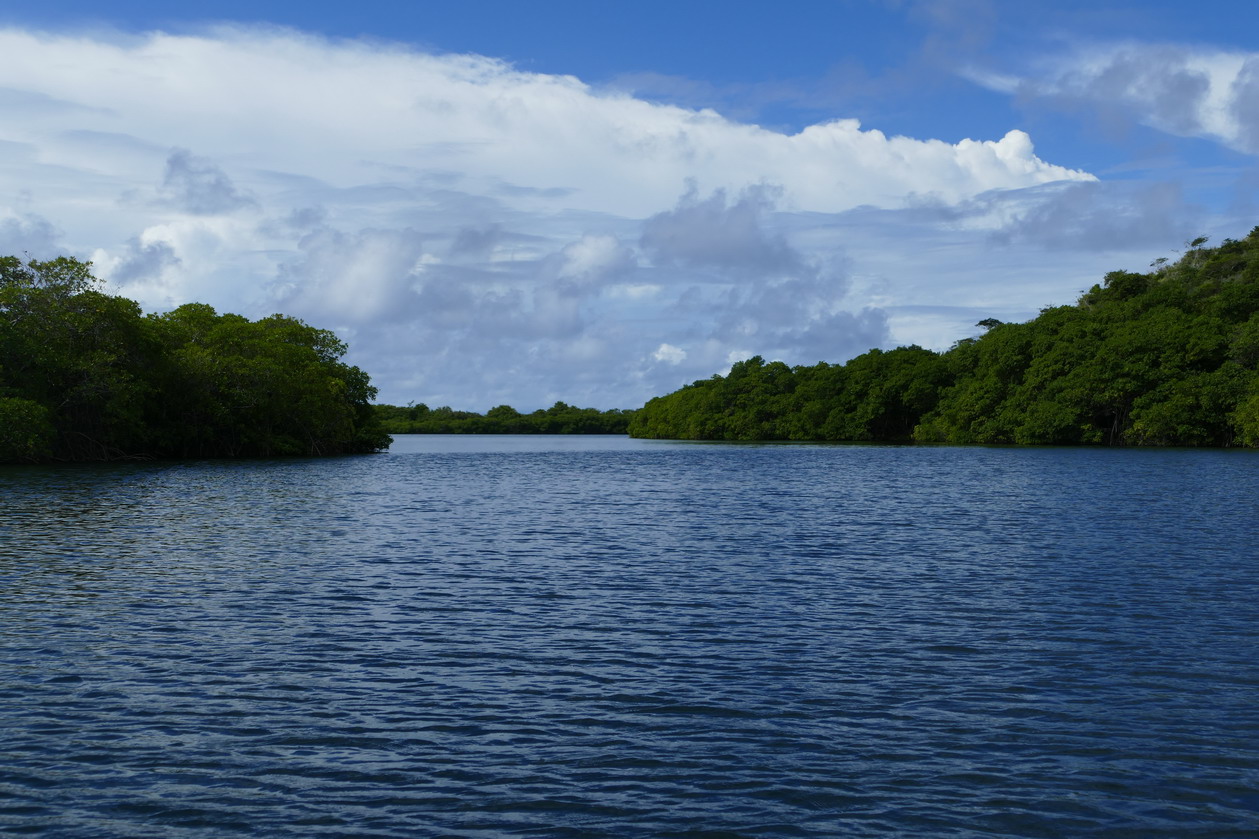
[375,400,636,434]
[629,348,948,443]
[0,256,388,462]
[0,397,54,461]
[632,225,1259,447]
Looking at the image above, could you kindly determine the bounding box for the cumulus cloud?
[449,224,506,259]
[640,185,887,366]
[275,226,427,325]
[159,149,256,215]
[1232,58,1259,153]
[553,233,637,290]
[0,24,1113,408]
[983,181,1200,252]
[107,236,182,284]
[0,211,61,258]
[653,343,687,364]
[706,273,890,365]
[641,184,801,275]
[0,27,1090,215]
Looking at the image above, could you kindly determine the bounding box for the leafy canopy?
[630,226,1259,448]
[0,256,388,461]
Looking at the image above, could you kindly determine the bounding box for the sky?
[1,1,1258,410]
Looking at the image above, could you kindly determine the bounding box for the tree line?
[629,227,1259,447]
[0,256,389,462]
[374,402,636,434]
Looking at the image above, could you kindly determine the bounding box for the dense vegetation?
[0,256,389,462]
[630,228,1259,447]
[375,402,636,434]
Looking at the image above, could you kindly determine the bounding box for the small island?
[629,228,1259,447]
[373,402,636,435]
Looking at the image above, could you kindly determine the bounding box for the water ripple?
[1,438,1258,837]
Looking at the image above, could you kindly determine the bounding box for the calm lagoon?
[2,435,1258,837]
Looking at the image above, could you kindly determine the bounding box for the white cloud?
[641,184,801,274]
[554,233,636,288]
[0,24,1113,409]
[972,43,1259,155]
[275,226,428,326]
[93,233,181,286]
[653,343,687,364]
[0,26,1091,216]
[0,210,62,257]
[159,148,257,215]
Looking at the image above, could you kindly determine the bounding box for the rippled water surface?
[3,436,1259,837]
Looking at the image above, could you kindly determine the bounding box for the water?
[2,436,1258,837]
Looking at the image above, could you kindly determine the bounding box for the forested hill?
[0,256,389,462]
[629,227,1259,447]
[374,402,636,434]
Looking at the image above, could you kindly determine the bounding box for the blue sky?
[1,1,1257,408]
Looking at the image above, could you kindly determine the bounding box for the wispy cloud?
[971,43,1259,155]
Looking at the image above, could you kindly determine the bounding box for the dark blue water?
[2,436,1258,838]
